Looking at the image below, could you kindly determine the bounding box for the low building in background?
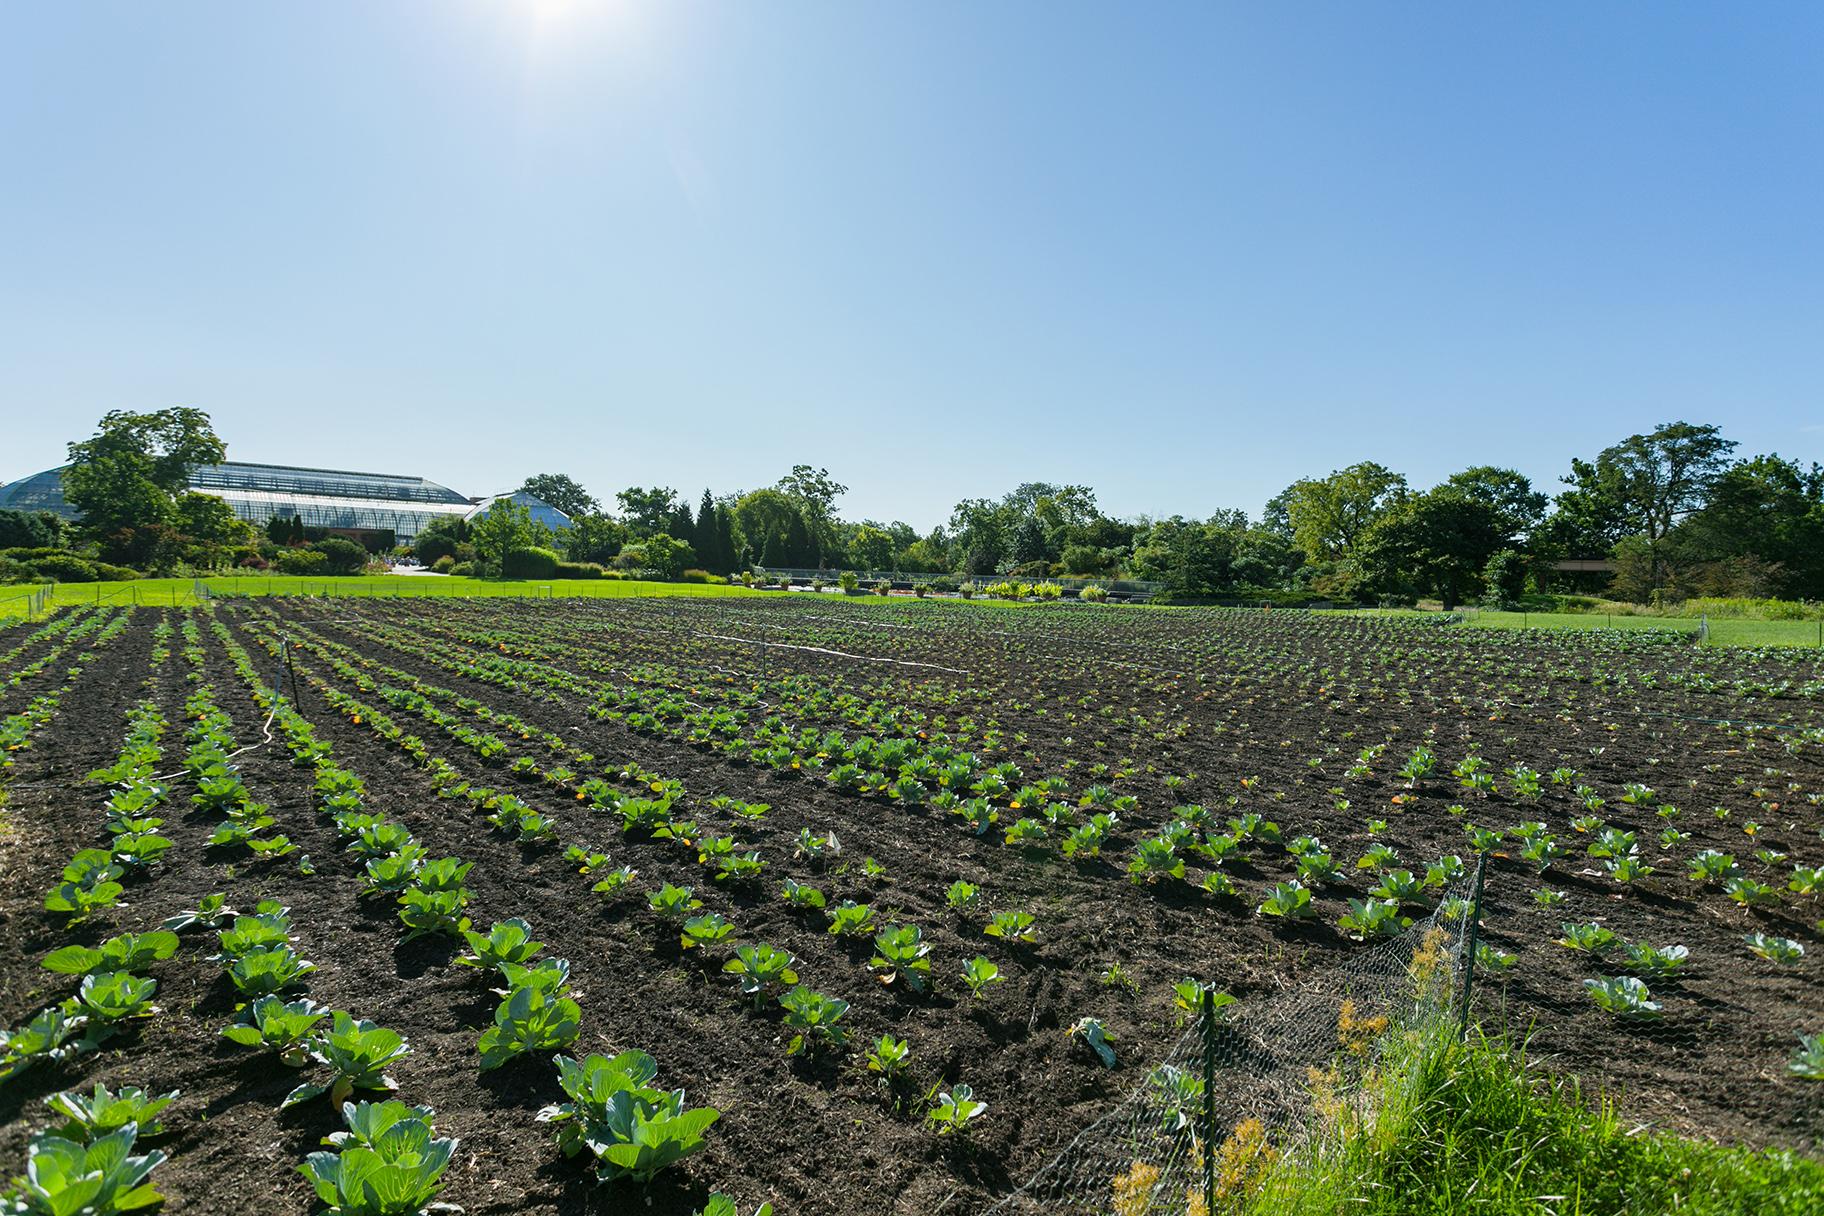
[0,461,568,547]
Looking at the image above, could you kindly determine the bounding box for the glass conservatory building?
[0,461,479,544]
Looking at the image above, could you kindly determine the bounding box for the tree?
[266,514,307,546]
[1544,421,1738,594]
[898,529,952,573]
[63,407,226,565]
[558,513,628,565]
[1231,524,1303,589]
[0,509,65,550]
[313,536,370,575]
[471,499,548,570]
[1443,467,1548,545]
[615,487,679,538]
[639,533,696,580]
[173,493,252,547]
[1128,517,1236,598]
[694,491,733,572]
[783,511,815,567]
[1598,421,1738,542]
[849,523,897,571]
[518,474,598,519]
[732,489,802,568]
[1534,462,1634,559]
[1280,463,1408,561]
[948,498,1008,574]
[776,465,847,560]
[666,502,696,552]
[715,506,738,574]
[1355,490,1506,609]
[1480,549,1529,609]
[1676,455,1824,599]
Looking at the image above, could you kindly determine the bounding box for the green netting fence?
[982,863,1484,1216]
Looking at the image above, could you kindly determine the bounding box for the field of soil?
[2,598,1820,1214]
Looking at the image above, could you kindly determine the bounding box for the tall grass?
[1249,1026,1824,1216]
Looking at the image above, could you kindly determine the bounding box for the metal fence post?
[1458,851,1489,1037]
[1202,983,1219,1214]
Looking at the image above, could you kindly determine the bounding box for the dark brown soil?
[2,600,1820,1216]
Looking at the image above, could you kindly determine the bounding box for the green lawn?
[0,574,767,621]
[1333,607,1824,649]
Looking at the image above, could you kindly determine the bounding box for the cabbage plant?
[298,1100,458,1216]
[42,1084,178,1144]
[536,1051,719,1184]
[2,1127,166,1216]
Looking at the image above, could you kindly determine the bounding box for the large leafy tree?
[63,407,226,563]
[1355,489,1507,609]
[1442,467,1547,545]
[470,499,550,570]
[627,533,696,579]
[173,493,255,559]
[1674,455,1824,598]
[1547,421,1736,557]
[1280,462,1408,561]
[1599,421,1738,541]
[615,486,679,538]
[558,514,628,565]
[1542,421,1737,591]
[948,498,1007,575]
[732,488,806,568]
[776,465,847,562]
[849,523,897,571]
[518,473,598,519]
[1128,517,1237,598]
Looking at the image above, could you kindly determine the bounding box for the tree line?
[3,410,1817,606]
[505,421,1819,606]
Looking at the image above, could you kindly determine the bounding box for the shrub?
[432,555,456,574]
[312,537,369,575]
[274,549,326,576]
[839,571,861,595]
[26,554,100,583]
[414,533,459,566]
[929,576,959,593]
[503,546,560,579]
[678,568,714,583]
[554,561,603,580]
[0,509,65,550]
[450,561,475,577]
[1079,584,1109,602]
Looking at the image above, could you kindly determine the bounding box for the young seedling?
[926,1083,987,1135]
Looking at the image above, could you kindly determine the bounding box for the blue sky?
[2,2,1819,529]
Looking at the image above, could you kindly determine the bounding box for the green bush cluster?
[502,547,559,579]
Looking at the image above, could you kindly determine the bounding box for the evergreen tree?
[695,491,726,571]
[667,503,696,552]
[784,510,813,567]
[718,509,739,574]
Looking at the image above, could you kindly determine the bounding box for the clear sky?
[2,2,1819,530]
